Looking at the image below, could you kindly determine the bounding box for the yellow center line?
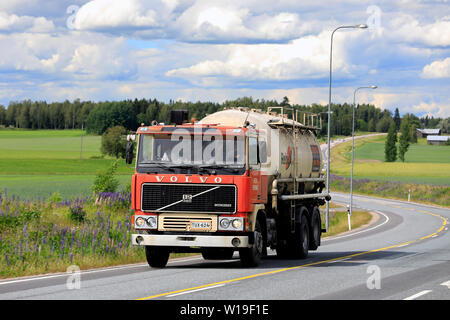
[137,210,448,301]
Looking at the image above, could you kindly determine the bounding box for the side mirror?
[125,141,134,164]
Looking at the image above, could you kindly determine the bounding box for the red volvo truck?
[128,107,329,267]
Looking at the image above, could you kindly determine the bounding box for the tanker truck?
[129,107,330,268]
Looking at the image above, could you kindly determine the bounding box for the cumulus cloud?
[70,0,313,43]
[421,57,450,78]
[0,32,137,81]
[166,31,346,81]
[0,11,54,32]
[74,0,161,30]
[387,14,450,47]
[173,2,309,43]
[1,0,449,120]
[411,101,450,118]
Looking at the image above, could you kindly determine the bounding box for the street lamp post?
[348,85,377,230]
[326,24,368,232]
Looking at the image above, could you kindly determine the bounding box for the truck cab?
[130,113,268,267]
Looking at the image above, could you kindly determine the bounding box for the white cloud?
[75,1,153,29]
[411,101,450,118]
[0,32,137,81]
[387,14,450,47]
[0,11,54,32]
[421,57,450,78]
[166,30,347,81]
[174,2,308,43]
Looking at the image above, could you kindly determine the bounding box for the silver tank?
[200,108,324,192]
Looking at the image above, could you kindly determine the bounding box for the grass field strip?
[138,206,448,300]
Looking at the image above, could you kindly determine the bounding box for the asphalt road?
[0,192,448,301]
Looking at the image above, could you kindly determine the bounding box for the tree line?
[0,97,447,136]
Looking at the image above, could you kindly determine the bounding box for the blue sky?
[0,0,449,117]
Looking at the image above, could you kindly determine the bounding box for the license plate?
[190,221,211,231]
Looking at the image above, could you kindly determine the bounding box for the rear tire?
[145,246,170,268]
[295,214,310,259]
[309,206,322,250]
[239,219,263,267]
[276,207,310,259]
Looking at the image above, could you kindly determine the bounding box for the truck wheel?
[145,246,170,268]
[201,248,234,260]
[239,219,263,267]
[309,207,322,250]
[293,214,310,259]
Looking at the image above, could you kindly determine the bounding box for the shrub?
[101,126,127,159]
[48,192,62,204]
[68,205,86,223]
[92,160,120,194]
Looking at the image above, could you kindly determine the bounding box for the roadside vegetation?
[0,188,147,278]
[321,205,372,238]
[330,135,450,206]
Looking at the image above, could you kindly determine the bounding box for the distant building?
[417,128,441,138]
[427,135,449,145]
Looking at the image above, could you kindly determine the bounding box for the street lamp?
[348,85,377,230]
[325,24,368,232]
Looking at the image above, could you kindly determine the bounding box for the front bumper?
[131,233,250,248]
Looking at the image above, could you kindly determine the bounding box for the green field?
[0,129,134,199]
[331,135,450,186]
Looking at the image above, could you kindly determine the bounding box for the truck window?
[249,137,258,165]
[258,140,267,163]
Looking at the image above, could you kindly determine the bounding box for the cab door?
[248,135,267,203]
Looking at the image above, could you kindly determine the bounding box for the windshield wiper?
[139,161,175,172]
[199,164,243,169]
[198,164,243,173]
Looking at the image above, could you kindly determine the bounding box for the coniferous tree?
[385,122,397,162]
[394,108,401,131]
[398,120,410,162]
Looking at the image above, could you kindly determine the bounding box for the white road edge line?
[166,284,226,297]
[403,290,432,300]
[323,210,390,241]
[440,280,450,289]
[0,256,205,286]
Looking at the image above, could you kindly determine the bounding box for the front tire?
[239,219,263,267]
[145,246,170,268]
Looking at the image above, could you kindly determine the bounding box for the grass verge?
[320,204,373,238]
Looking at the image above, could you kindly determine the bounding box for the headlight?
[220,218,231,229]
[232,219,242,229]
[146,216,157,229]
[135,217,146,228]
[135,215,157,229]
[218,217,244,231]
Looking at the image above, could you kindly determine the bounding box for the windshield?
[137,130,246,174]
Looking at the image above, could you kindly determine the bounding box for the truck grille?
[141,184,236,213]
